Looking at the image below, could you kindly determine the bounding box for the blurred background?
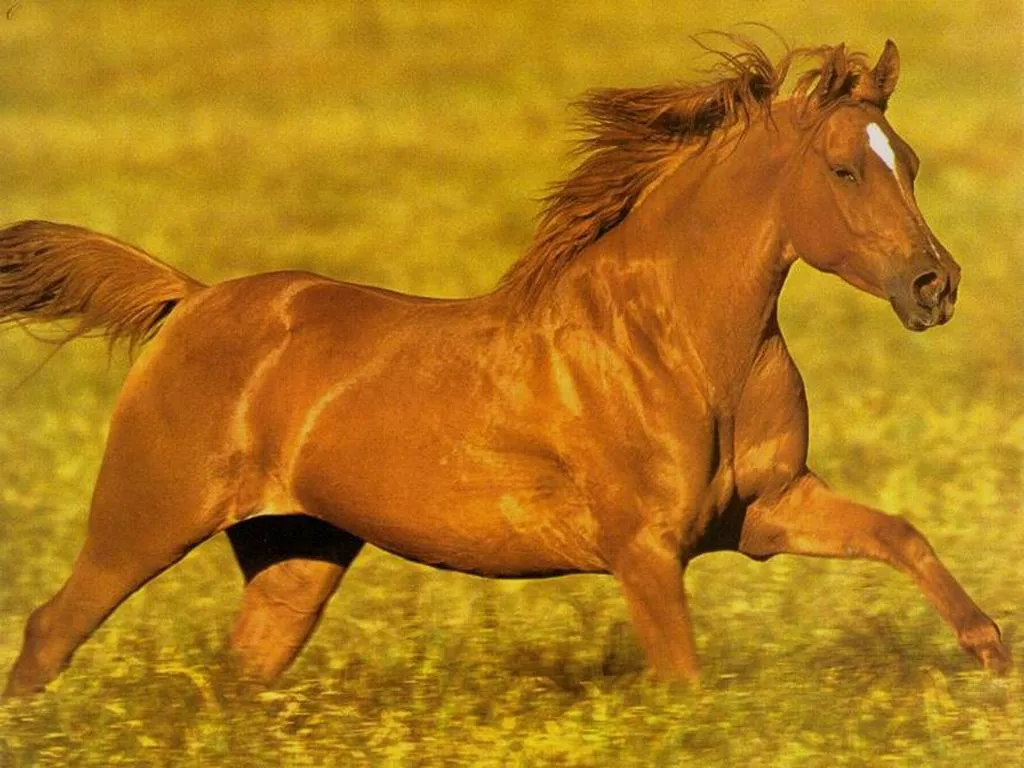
[1,2,1020,765]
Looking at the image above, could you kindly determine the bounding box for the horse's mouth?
[894,298,955,332]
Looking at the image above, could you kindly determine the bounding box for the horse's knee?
[875,515,936,567]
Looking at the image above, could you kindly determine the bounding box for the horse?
[0,37,1011,697]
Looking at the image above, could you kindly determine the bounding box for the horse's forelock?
[792,43,888,112]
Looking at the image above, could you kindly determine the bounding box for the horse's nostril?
[912,271,943,308]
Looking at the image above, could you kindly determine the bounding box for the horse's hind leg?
[3,402,228,698]
[3,490,213,698]
[4,541,182,697]
[225,515,364,684]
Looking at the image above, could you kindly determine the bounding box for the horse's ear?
[853,40,900,110]
[872,39,900,101]
[812,43,848,104]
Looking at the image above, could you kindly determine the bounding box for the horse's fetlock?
[958,618,1012,673]
[959,617,1001,646]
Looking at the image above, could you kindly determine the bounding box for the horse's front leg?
[614,528,700,683]
[742,472,1011,672]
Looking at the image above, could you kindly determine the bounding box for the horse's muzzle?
[892,259,960,332]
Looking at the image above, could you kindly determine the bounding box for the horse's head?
[782,41,960,331]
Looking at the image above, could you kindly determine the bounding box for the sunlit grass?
[1,1,1021,766]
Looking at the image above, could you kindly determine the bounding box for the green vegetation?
[1,1,1020,765]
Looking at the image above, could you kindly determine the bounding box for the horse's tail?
[0,220,206,352]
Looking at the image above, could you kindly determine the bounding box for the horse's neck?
[547,129,792,405]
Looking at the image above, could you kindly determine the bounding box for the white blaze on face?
[866,122,898,177]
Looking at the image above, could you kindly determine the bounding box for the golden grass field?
[0,1,1021,765]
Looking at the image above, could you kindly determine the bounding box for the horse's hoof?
[961,621,1012,675]
[975,641,1013,675]
[2,675,45,699]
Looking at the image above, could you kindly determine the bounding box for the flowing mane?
[499,36,880,306]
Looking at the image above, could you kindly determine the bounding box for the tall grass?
[1,2,1021,765]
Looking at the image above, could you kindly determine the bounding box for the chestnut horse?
[0,38,1011,697]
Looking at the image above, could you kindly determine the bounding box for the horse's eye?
[832,166,858,183]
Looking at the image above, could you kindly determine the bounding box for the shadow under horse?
[0,37,1011,697]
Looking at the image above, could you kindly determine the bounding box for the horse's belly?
[295,462,606,577]
[282,336,610,577]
